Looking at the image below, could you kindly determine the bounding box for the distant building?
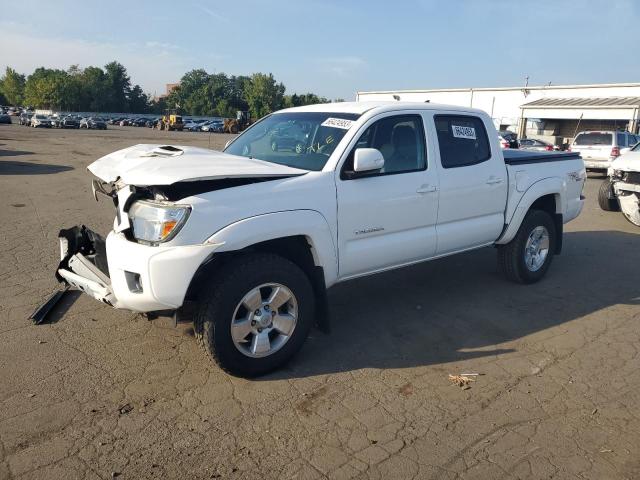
[154,83,180,101]
[357,82,640,145]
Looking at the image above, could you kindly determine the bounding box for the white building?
[357,83,640,146]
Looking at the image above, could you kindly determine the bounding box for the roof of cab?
[277,101,487,116]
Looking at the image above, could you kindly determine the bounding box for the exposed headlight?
[612,169,624,180]
[128,200,191,244]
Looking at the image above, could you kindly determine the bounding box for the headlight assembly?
[128,200,191,244]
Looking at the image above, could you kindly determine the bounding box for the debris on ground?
[118,404,133,415]
[449,374,477,389]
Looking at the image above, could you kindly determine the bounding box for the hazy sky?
[1,0,638,99]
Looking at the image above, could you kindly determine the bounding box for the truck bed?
[503,149,581,165]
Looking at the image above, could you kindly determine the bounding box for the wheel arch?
[497,177,565,253]
[182,211,337,331]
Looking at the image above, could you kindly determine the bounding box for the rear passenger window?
[435,115,491,168]
[617,133,627,147]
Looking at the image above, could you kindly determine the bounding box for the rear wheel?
[498,210,556,284]
[194,253,315,377]
[598,180,620,211]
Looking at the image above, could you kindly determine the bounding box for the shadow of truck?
[267,230,640,379]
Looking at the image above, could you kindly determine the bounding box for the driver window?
[341,115,427,178]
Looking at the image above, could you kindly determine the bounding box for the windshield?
[574,132,613,146]
[224,112,361,171]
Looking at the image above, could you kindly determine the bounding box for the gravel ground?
[1,122,640,480]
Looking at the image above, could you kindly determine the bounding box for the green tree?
[104,61,131,112]
[283,92,329,108]
[127,84,149,113]
[79,66,108,112]
[24,68,69,109]
[244,73,285,119]
[0,67,26,106]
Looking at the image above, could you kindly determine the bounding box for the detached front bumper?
[55,225,220,313]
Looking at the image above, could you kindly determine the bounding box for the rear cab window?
[434,115,491,168]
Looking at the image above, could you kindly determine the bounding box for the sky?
[1,0,638,100]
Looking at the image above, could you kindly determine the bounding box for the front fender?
[497,177,565,245]
[204,210,338,286]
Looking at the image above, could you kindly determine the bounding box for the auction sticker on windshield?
[321,118,354,130]
[452,125,476,140]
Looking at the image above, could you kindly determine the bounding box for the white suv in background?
[571,130,638,172]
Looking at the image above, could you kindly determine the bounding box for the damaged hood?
[88,144,307,185]
[612,151,640,172]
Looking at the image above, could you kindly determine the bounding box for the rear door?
[430,113,508,255]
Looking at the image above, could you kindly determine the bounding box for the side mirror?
[354,148,384,173]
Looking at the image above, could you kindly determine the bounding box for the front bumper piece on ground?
[30,224,221,324]
[30,226,115,324]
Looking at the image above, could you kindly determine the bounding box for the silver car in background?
[571,130,638,172]
[519,138,558,152]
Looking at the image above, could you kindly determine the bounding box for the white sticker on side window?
[452,125,476,140]
[321,118,354,130]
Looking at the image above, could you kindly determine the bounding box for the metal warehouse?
[357,83,640,147]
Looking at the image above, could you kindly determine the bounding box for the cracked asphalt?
[1,122,640,480]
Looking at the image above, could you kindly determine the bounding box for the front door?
[336,113,439,279]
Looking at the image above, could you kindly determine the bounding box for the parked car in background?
[131,118,148,127]
[599,143,640,226]
[109,117,124,125]
[570,130,638,173]
[185,119,206,131]
[19,113,32,126]
[61,116,80,129]
[269,122,310,153]
[498,130,519,149]
[31,114,52,128]
[201,120,224,132]
[0,113,12,124]
[80,117,107,130]
[519,138,558,152]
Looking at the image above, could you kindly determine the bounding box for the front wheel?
[194,253,315,377]
[598,180,620,211]
[498,210,556,284]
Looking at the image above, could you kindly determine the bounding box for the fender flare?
[496,177,565,245]
[204,210,339,286]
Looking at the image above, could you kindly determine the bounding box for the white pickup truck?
[34,102,586,377]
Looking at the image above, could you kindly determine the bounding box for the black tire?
[193,253,315,377]
[498,210,556,284]
[598,180,620,212]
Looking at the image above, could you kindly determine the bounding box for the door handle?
[417,184,438,194]
[486,177,504,185]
